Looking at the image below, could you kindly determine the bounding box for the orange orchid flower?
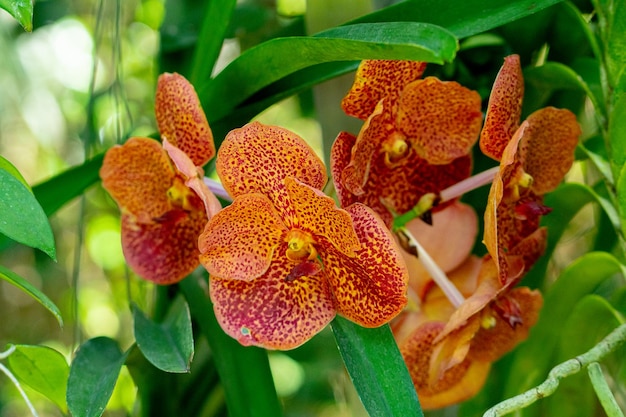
[198,121,409,350]
[100,73,221,284]
[481,55,581,283]
[331,59,483,226]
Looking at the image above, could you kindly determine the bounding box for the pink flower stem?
[439,166,499,203]
[397,227,465,308]
[204,177,232,202]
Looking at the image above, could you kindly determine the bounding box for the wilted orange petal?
[402,202,478,298]
[341,60,427,120]
[509,227,547,275]
[341,99,394,195]
[480,54,524,161]
[521,107,581,194]
[121,207,207,285]
[430,316,481,380]
[163,138,222,218]
[468,287,543,362]
[198,193,286,281]
[396,77,483,165]
[155,73,215,167]
[400,321,491,410]
[284,177,360,257]
[100,137,175,223]
[216,122,327,217]
[210,243,336,350]
[321,203,408,327]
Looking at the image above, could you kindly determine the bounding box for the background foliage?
[0,0,625,416]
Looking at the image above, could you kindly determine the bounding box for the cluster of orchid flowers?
[100,55,581,409]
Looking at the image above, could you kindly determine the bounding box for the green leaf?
[504,252,626,409]
[0,0,33,31]
[7,344,69,411]
[616,164,626,239]
[610,73,626,175]
[0,155,30,190]
[67,337,129,417]
[0,168,56,259]
[32,153,104,217]
[189,0,236,85]
[331,316,422,417]
[592,0,626,88]
[132,297,194,373]
[200,22,458,122]
[578,138,614,184]
[179,276,283,417]
[0,264,63,326]
[546,296,624,417]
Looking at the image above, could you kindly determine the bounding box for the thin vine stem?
[483,323,626,416]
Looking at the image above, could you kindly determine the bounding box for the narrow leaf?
[0,168,56,259]
[200,22,458,121]
[132,297,194,373]
[617,164,626,239]
[179,276,283,417]
[7,344,69,411]
[67,337,129,417]
[0,264,63,326]
[331,316,423,417]
[0,0,33,31]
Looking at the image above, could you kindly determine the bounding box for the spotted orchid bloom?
[198,121,409,350]
[100,73,221,284]
[481,55,581,283]
[331,60,483,227]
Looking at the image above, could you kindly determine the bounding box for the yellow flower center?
[167,177,196,211]
[285,229,317,261]
[510,171,534,200]
[383,133,409,166]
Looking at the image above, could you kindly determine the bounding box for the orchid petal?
[330,131,360,208]
[210,244,335,350]
[341,59,427,120]
[198,193,286,281]
[396,77,482,165]
[216,122,327,217]
[321,203,408,327]
[480,54,524,161]
[163,138,222,218]
[522,107,581,194]
[100,137,175,223]
[121,208,207,285]
[155,73,215,167]
[284,177,361,257]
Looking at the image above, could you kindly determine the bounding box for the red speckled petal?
[330,131,360,209]
[341,98,395,195]
[469,287,543,362]
[522,107,581,194]
[155,73,215,167]
[341,60,427,120]
[163,138,222,218]
[198,193,286,281]
[210,243,336,350]
[396,77,483,165]
[399,321,491,410]
[480,55,524,161]
[100,137,175,223]
[121,207,208,285]
[321,203,408,327]
[284,177,360,257]
[216,122,327,217]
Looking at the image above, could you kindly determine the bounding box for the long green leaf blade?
[7,344,69,411]
[133,297,194,373]
[179,276,283,417]
[200,22,458,121]
[331,316,422,417]
[0,168,56,259]
[0,0,33,31]
[0,264,63,326]
[67,337,129,417]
